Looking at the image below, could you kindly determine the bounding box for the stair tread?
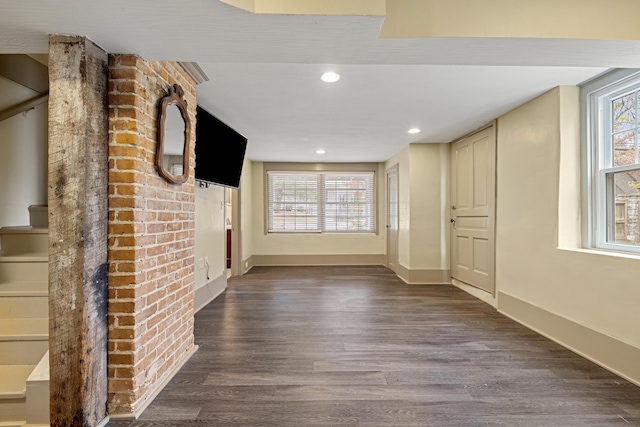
[0,226,48,235]
[0,319,48,339]
[0,254,48,263]
[0,282,48,296]
[0,364,33,397]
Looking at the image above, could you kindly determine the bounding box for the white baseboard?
[242,255,254,274]
[252,254,385,266]
[498,291,640,387]
[108,345,199,420]
[395,264,450,285]
[194,273,227,313]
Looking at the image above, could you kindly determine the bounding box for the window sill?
[267,231,377,235]
[558,246,640,261]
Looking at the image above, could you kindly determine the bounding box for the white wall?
[193,183,226,311]
[496,86,640,385]
[0,101,48,227]
[249,161,386,262]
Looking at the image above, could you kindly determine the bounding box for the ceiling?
[3,0,640,162]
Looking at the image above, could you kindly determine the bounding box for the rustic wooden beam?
[48,35,109,427]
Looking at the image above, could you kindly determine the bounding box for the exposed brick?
[108,56,196,417]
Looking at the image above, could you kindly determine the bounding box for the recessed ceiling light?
[316,149,326,154]
[408,128,421,134]
[321,72,340,83]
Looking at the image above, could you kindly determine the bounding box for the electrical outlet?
[204,256,209,265]
[245,260,249,268]
[197,258,204,270]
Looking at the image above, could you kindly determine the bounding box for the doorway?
[225,187,242,278]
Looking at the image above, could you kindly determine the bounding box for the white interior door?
[450,126,496,294]
[387,165,399,273]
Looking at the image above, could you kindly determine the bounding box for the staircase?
[0,206,50,427]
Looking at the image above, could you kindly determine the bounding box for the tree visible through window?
[585,70,640,252]
[267,172,375,233]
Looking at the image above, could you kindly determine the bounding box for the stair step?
[0,227,48,256]
[0,296,48,319]
[28,205,48,229]
[0,318,48,338]
[0,282,48,295]
[25,352,49,426]
[0,282,49,319]
[0,365,33,398]
[0,257,47,283]
[0,365,32,423]
[0,319,48,365]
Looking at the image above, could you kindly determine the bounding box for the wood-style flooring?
[108,266,640,426]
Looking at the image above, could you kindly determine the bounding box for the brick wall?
[107,55,197,416]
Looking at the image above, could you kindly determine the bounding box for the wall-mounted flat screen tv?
[195,106,247,189]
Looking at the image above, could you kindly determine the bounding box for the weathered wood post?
[48,35,109,427]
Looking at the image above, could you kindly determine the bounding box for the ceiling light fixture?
[316,149,326,154]
[321,72,340,83]
[408,128,421,134]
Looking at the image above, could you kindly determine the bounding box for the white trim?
[252,254,385,266]
[498,291,640,388]
[394,264,451,285]
[177,62,209,85]
[194,273,227,313]
[580,69,640,254]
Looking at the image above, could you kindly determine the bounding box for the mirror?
[156,84,190,184]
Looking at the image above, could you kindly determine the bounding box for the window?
[267,171,376,233]
[583,70,640,253]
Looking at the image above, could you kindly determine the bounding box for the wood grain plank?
[107,266,640,427]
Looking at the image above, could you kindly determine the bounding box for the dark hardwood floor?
[108,266,640,426]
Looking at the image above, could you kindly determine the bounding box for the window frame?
[582,69,640,254]
[264,163,378,235]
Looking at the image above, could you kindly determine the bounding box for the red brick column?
[107,55,197,417]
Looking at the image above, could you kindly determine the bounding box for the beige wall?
[249,161,386,261]
[385,143,450,281]
[409,143,449,270]
[495,86,640,384]
[0,99,47,227]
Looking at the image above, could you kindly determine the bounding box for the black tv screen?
[195,106,247,189]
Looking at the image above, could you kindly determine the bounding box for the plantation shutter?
[323,172,375,232]
[267,172,320,232]
[267,171,376,233]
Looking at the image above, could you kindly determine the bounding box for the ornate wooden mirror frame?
[156,84,190,184]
